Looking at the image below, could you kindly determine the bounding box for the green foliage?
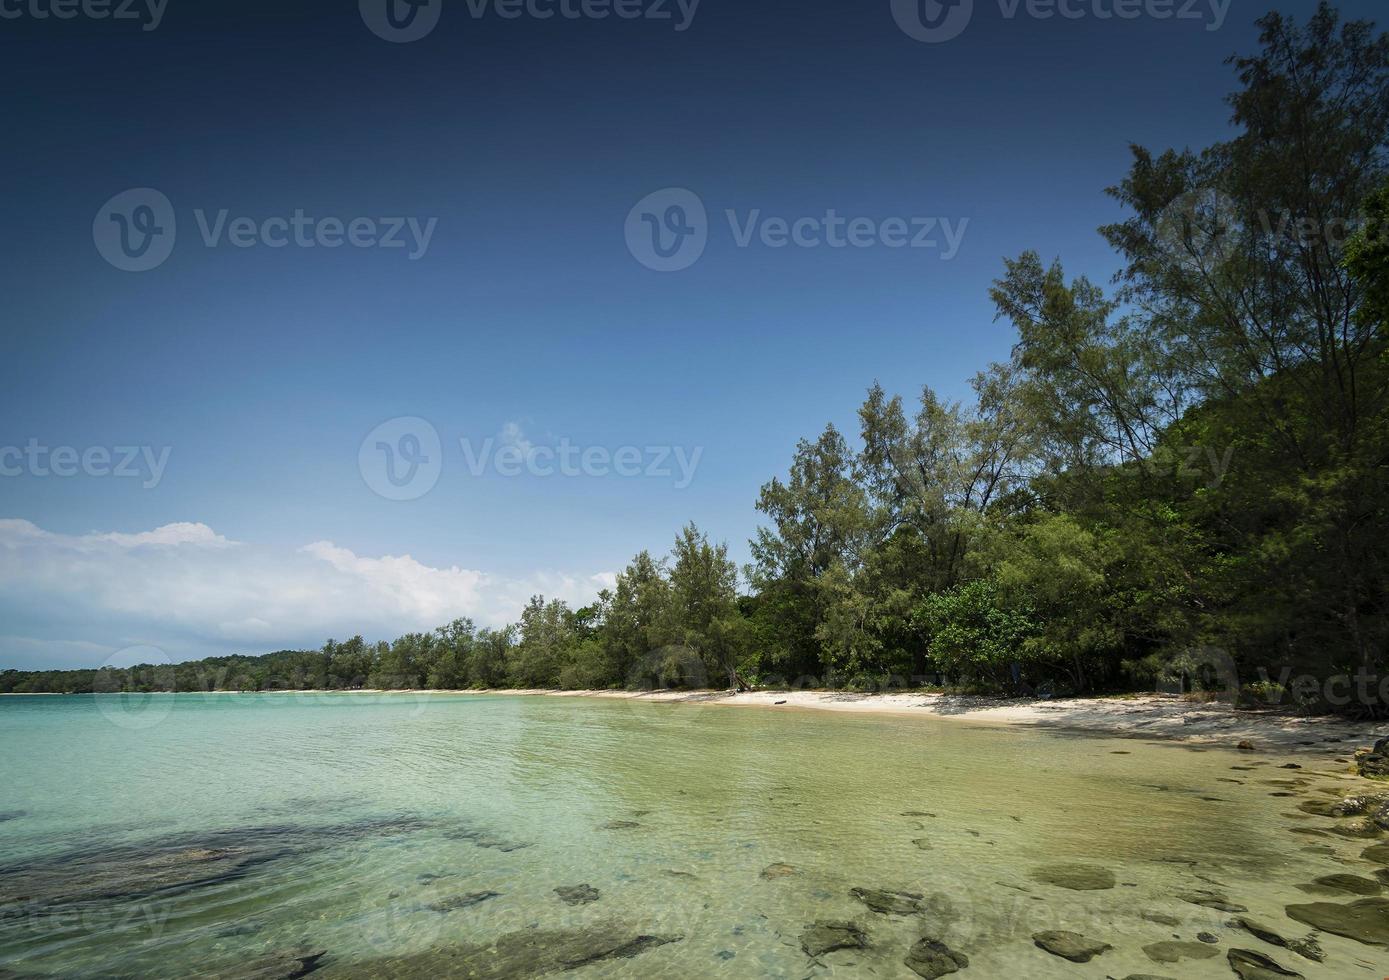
[1345,180,1389,333]
[921,579,1037,686]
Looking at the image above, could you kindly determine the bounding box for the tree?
[507,596,578,688]
[669,523,744,688]
[1093,2,1389,681]
[748,424,873,678]
[922,579,1037,688]
[468,626,514,689]
[596,550,675,688]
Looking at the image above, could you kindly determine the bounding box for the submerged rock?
[1284,897,1389,946]
[598,820,641,830]
[904,937,968,979]
[0,815,434,913]
[1142,940,1219,963]
[850,887,926,915]
[563,934,679,966]
[1227,948,1304,979]
[332,925,680,978]
[1032,930,1112,962]
[1303,873,1382,896]
[1357,748,1389,779]
[1176,888,1247,912]
[1140,911,1181,927]
[1029,863,1116,891]
[799,920,868,957]
[1324,818,1384,839]
[1235,918,1325,962]
[200,950,327,980]
[0,843,256,910]
[448,827,534,852]
[911,838,933,851]
[1326,792,1389,820]
[1361,842,1389,864]
[554,884,600,906]
[759,863,798,880]
[427,890,499,912]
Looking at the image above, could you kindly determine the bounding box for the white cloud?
[96,522,237,549]
[0,519,613,669]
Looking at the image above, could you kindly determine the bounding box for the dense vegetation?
[4,6,1387,714]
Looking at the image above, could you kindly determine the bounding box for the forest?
[4,5,1387,714]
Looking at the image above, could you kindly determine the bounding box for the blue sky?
[1,0,1377,668]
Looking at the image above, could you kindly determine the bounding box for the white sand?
[483,688,1384,752]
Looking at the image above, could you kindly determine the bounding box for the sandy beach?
[235,687,1382,754]
[500,689,1385,751]
[16,685,1381,754]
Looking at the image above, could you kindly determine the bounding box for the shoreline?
[493,688,1384,752]
[11,686,1381,752]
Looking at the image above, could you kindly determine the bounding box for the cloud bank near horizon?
[0,519,613,670]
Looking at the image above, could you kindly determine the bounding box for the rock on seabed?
[903,937,968,979]
[1284,897,1389,946]
[1032,930,1112,962]
[1141,939,1219,963]
[1227,947,1304,979]
[554,884,600,906]
[850,887,927,914]
[1028,863,1116,890]
[799,920,869,957]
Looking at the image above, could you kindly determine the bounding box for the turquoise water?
[0,693,1381,977]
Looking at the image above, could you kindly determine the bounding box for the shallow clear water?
[0,692,1382,977]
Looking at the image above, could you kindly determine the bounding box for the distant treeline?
[5,5,1388,714]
